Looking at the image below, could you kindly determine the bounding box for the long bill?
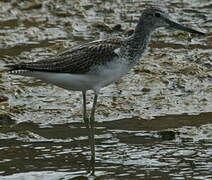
[164,18,205,36]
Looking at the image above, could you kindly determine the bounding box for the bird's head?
[141,7,205,35]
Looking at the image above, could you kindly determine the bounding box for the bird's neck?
[125,19,153,62]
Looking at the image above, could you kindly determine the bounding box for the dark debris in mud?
[0,113,15,126]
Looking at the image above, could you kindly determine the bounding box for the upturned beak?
[164,18,205,36]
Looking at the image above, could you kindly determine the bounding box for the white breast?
[91,59,130,92]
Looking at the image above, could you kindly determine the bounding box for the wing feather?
[7,37,124,74]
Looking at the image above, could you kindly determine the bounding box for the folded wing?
[7,37,123,74]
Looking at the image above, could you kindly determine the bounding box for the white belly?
[14,61,131,92]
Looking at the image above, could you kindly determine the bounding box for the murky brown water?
[0,113,212,179]
[0,0,211,179]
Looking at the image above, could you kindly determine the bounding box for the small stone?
[142,87,151,92]
[0,96,8,102]
[0,113,15,126]
[158,131,176,140]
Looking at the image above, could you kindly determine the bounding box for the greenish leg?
[82,91,92,173]
[82,91,89,129]
[89,93,98,175]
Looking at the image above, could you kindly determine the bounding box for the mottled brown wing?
[7,37,123,74]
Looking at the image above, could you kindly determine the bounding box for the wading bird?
[6,7,205,175]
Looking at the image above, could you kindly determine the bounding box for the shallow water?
[0,113,212,179]
[0,0,212,179]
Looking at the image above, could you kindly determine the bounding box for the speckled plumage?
[7,37,125,74]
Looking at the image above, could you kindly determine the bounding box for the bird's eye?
[155,12,161,17]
